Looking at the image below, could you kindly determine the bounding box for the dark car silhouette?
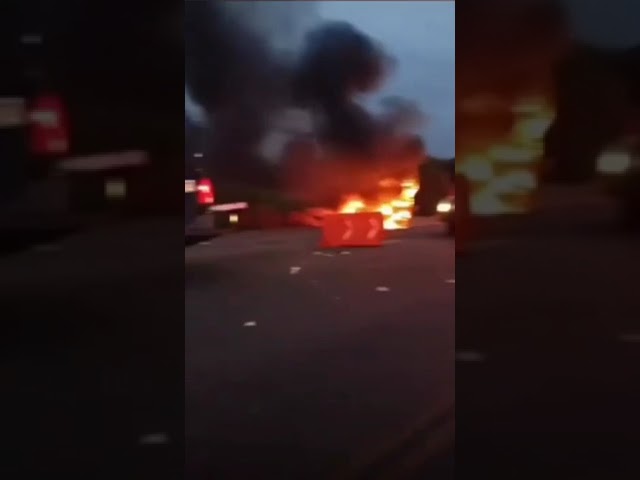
[185,89,216,246]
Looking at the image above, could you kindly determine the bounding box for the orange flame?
[337,178,419,230]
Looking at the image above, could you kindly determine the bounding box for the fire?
[337,178,419,230]
[458,97,553,215]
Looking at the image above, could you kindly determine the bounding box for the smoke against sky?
[185,1,454,165]
[294,20,392,154]
[317,1,455,158]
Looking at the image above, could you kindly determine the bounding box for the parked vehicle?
[596,138,640,230]
[185,89,217,246]
[436,192,455,236]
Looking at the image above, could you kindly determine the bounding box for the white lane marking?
[618,334,640,343]
[138,433,169,445]
[290,266,301,275]
[445,278,455,284]
[243,321,257,327]
[456,351,486,363]
[340,251,351,255]
[376,286,390,292]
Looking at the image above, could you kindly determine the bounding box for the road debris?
[375,286,390,292]
[243,321,257,327]
[313,251,335,257]
[138,432,169,445]
[290,266,301,275]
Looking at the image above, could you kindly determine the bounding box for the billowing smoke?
[185,1,422,201]
[185,1,294,182]
[294,21,394,154]
[185,2,284,111]
[285,21,426,206]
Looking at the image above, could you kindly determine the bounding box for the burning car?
[337,177,419,230]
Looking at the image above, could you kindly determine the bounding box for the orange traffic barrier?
[455,174,471,254]
[321,212,384,248]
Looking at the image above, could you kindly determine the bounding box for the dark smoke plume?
[185,1,407,191]
[185,2,284,111]
[294,21,394,154]
[185,1,291,182]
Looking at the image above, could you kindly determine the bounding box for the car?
[185,165,217,246]
[596,139,640,230]
[436,193,455,236]
[185,88,217,246]
[184,87,250,245]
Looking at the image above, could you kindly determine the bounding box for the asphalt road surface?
[2,220,186,478]
[185,220,455,479]
[0,217,452,478]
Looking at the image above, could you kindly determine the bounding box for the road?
[455,186,640,477]
[1,220,187,478]
[185,221,455,479]
[0,217,452,478]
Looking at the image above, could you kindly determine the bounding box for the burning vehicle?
[186,2,433,232]
[272,19,427,231]
[337,177,419,230]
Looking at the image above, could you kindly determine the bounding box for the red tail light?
[28,94,69,155]
[197,178,215,205]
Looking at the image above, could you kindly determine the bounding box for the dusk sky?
[317,1,455,158]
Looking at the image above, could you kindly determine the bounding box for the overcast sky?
[317,1,455,158]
